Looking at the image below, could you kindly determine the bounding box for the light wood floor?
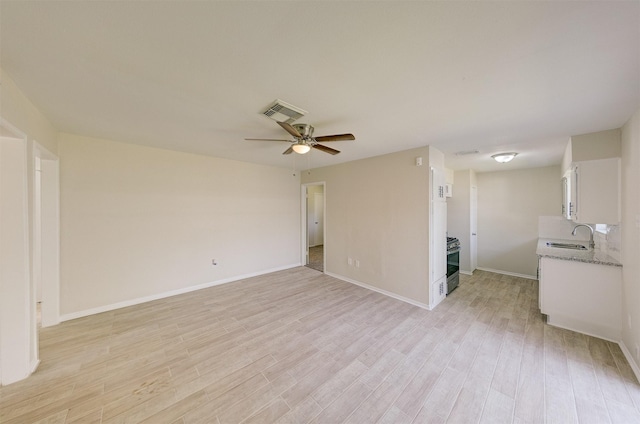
[306,246,323,272]
[2,268,639,423]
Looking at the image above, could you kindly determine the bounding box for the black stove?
[447,237,460,253]
[446,237,460,294]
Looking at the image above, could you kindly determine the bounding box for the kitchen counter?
[536,238,622,267]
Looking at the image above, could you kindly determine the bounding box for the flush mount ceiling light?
[291,142,311,154]
[491,152,518,163]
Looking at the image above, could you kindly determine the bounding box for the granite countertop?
[537,238,622,267]
[536,238,622,266]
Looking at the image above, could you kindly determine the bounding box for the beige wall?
[477,165,561,277]
[621,108,640,371]
[301,146,431,306]
[59,133,301,317]
[571,128,622,162]
[1,68,58,154]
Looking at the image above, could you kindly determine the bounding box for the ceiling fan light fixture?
[292,143,311,154]
[491,152,518,163]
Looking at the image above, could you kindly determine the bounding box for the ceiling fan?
[245,122,355,155]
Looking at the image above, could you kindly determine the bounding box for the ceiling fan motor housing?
[293,124,314,138]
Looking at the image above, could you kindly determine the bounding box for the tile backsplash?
[601,224,621,262]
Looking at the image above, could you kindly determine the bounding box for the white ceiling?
[1,1,638,172]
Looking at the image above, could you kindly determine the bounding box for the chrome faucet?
[572,224,595,249]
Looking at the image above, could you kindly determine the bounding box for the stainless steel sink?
[546,242,588,250]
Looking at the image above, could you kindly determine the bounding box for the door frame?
[309,190,325,247]
[470,185,478,272]
[32,141,60,328]
[300,182,326,270]
[0,119,34,385]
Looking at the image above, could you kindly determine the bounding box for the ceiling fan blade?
[312,144,340,155]
[244,138,291,142]
[313,133,356,142]
[282,146,294,155]
[278,121,302,138]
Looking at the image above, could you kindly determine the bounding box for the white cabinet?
[569,158,621,224]
[444,183,453,198]
[430,167,447,309]
[431,277,446,308]
[539,257,622,341]
[561,171,570,219]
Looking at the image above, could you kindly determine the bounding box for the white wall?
[621,107,640,373]
[301,146,431,306]
[59,133,301,318]
[0,68,59,385]
[477,165,561,278]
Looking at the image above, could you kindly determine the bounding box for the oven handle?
[447,247,460,254]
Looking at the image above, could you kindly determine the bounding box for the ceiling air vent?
[455,149,480,156]
[261,99,307,123]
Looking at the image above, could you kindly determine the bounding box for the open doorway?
[303,183,325,272]
[32,142,60,329]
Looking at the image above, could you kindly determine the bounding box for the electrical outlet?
[355,260,360,268]
[348,257,353,266]
[212,259,217,266]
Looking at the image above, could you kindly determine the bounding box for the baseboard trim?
[475,267,537,280]
[460,270,473,276]
[619,340,640,383]
[59,263,302,322]
[30,359,40,374]
[545,316,620,344]
[325,271,432,311]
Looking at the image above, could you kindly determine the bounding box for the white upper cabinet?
[562,129,622,224]
[430,166,447,281]
[429,147,447,309]
[570,158,621,224]
[561,170,571,220]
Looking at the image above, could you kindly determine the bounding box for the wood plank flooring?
[2,268,639,423]
[306,246,323,272]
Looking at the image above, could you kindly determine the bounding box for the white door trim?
[32,141,60,328]
[301,182,326,270]
[0,118,34,385]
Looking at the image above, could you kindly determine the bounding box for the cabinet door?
[430,276,446,309]
[431,168,447,283]
[573,158,620,224]
[569,166,578,221]
[431,201,447,281]
[561,175,569,219]
[431,167,446,203]
[540,257,621,341]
